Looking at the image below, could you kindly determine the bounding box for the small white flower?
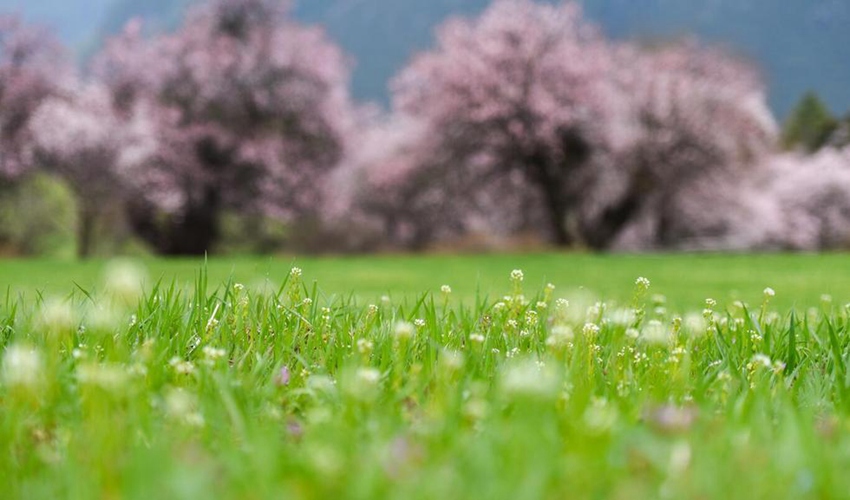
[367,304,379,315]
[345,368,382,402]
[169,357,196,375]
[510,269,524,282]
[469,333,486,344]
[705,298,717,308]
[356,367,380,385]
[233,283,245,293]
[501,359,558,400]
[393,321,415,340]
[413,318,426,328]
[640,319,672,345]
[749,353,773,370]
[103,260,147,303]
[635,277,651,290]
[582,323,600,337]
[583,398,617,433]
[202,346,226,361]
[525,310,538,326]
[290,267,303,279]
[609,308,637,327]
[440,351,464,372]
[77,363,130,392]
[546,325,575,348]
[2,345,43,388]
[37,299,76,335]
[669,441,692,474]
[763,287,775,299]
[683,313,707,334]
[164,388,204,427]
[440,285,452,295]
[555,298,570,310]
[357,338,374,354]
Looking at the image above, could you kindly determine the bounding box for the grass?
[2,254,850,498]
[2,252,850,310]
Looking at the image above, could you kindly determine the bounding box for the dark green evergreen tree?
[782,91,838,152]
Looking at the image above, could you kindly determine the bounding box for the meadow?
[3,252,850,309]
[2,253,850,499]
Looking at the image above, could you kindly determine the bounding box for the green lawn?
[4,253,850,499]
[2,252,849,311]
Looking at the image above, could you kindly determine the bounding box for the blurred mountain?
[0,0,848,118]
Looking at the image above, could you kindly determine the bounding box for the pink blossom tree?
[0,16,68,183]
[388,0,624,247]
[338,112,547,250]
[582,41,778,249]
[30,81,157,258]
[94,0,353,255]
[759,147,850,250]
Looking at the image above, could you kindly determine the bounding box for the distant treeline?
[0,0,849,258]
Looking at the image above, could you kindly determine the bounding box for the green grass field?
[2,252,850,310]
[3,253,850,499]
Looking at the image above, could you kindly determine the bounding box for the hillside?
[0,0,848,118]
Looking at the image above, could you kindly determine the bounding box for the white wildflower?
[640,319,672,345]
[582,323,600,337]
[77,363,130,392]
[749,353,773,370]
[393,321,415,340]
[356,338,374,355]
[2,345,43,388]
[683,313,707,335]
[345,368,382,402]
[500,359,558,400]
[164,388,204,427]
[36,299,76,335]
[202,346,226,362]
[546,325,575,348]
[609,308,637,327]
[103,260,147,303]
[583,398,617,433]
[169,357,196,375]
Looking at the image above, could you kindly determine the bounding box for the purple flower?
[275,366,291,387]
